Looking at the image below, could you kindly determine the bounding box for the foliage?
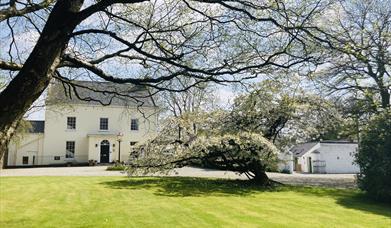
[128,79,359,182]
[11,120,32,145]
[355,110,391,202]
[0,0,326,160]
[280,168,292,174]
[313,0,391,109]
[128,115,278,183]
[106,165,127,171]
[225,80,356,149]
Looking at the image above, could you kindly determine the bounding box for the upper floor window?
[100,118,108,130]
[130,119,139,131]
[66,141,75,158]
[130,141,138,146]
[67,117,76,130]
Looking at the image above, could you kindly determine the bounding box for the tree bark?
[252,171,271,186]
[0,0,84,160]
[250,161,271,186]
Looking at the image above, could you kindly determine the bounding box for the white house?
[291,141,359,174]
[5,80,159,167]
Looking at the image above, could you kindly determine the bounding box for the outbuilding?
[291,141,359,174]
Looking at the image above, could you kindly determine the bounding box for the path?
[0,166,357,188]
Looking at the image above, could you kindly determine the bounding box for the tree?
[128,113,279,185]
[128,77,361,184]
[0,0,325,160]
[312,0,391,110]
[160,78,217,140]
[225,79,354,149]
[355,110,391,202]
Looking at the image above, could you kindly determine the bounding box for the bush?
[355,110,391,202]
[280,168,291,174]
[106,164,127,171]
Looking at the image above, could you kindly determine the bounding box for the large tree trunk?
[250,161,272,186]
[0,0,84,160]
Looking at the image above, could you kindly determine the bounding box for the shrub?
[355,110,391,202]
[106,164,127,171]
[280,168,291,174]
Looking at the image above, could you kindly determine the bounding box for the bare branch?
[0,0,54,22]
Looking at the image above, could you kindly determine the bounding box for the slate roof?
[28,120,45,133]
[290,140,358,157]
[290,142,318,157]
[320,140,357,144]
[46,80,157,107]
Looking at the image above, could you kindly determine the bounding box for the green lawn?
[0,177,390,227]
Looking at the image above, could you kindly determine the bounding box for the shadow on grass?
[101,176,274,197]
[100,176,391,218]
[284,185,391,218]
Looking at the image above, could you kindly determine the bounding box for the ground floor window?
[66,141,75,158]
[22,156,28,165]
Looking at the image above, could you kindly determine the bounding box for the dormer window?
[67,117,76,130]
[131,119,139,131]
[100,118,108,130]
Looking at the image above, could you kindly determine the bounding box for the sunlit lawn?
[0,176,390,227]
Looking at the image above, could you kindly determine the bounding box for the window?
[66,141,75,158]
[100,118,108,130]
[130,141,138,146]
[22,156,29,165]
[54,156,61,160]
[130,119,139,131]
[67,117,76,129]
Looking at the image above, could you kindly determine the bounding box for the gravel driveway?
[0,166,357,188]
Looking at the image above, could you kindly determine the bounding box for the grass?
[0,177,390,227]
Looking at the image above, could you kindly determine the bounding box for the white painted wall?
[296,143,320,173]
[317,143,359,173]
[42,104,158,165]
[8,103,158,166]
[296,143,359,174]
[8,133,44,166]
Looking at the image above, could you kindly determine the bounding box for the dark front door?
[100,140,110,163]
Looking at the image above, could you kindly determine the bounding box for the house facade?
[291,141,359,174]
[6,81,159,167]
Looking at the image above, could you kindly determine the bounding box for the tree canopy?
[311,0,391,109]
[0,0,327,159]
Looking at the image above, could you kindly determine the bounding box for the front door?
[308,157,312,173]
[100,140,110,163]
